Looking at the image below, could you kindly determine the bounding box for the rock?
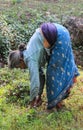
[64,17,83,47]
[64,17,83,68]
[0,62,4,68]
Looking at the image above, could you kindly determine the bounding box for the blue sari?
[46,23,79,109]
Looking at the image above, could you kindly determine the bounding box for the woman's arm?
[27,57,40,101]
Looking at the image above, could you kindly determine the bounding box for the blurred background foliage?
[0,0,83,65]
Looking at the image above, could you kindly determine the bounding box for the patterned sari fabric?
[46,24,79,109]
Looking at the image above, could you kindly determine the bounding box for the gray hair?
[8,50,21,68]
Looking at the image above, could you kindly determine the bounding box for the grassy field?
[0,68,83,130]
[0,0,83,19]
[0,0,83,130]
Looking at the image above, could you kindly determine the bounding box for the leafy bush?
[0,33,9,63]
[6,82,30,106]
[0,68,30,106]
[0,8,58,62]
[0,16,10,63]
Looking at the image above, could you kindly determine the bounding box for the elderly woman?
[8,22,79,111]
[41,23,79,110]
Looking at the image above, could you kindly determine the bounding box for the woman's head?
[41,22,57,48]
[8,50,21,68]
[8,43,26,69]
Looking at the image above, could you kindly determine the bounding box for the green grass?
[0,0,83,23]
[0,68,83,130]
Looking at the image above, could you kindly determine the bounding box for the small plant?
[27,108,37,122]
[6,83,30,106]
[0,68,30,106]
[12,0,23,4]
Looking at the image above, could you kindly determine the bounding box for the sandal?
[56,101,65,110]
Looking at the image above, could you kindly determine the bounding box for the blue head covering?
[41,22,57,46]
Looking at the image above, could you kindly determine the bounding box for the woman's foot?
[73,77,77,83]
[30,98,36,108]
[56,101,65,110]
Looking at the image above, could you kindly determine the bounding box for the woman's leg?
[39,68,45,96]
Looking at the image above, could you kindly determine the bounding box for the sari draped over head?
[46,23,79,109]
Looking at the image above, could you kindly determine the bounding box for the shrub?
[0,16,10,63]
[1,8,58,62]
[0,68,30,106]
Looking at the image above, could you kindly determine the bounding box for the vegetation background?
[0,0,83,130]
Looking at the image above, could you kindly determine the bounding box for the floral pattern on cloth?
[46,23,79,109]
